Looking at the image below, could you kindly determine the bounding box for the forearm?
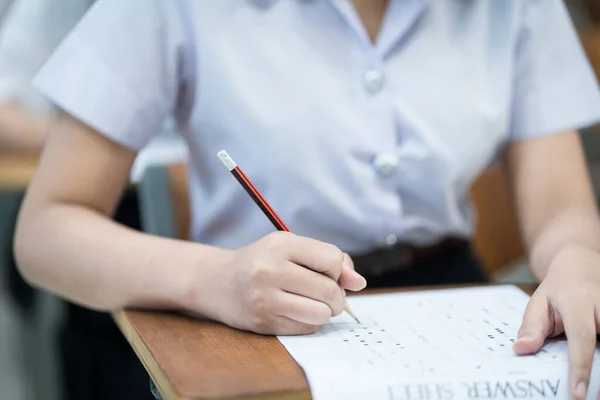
[526,202,600,281]
[505,131,600,282]
[14,201,229,314]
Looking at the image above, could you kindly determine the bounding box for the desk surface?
[0,152,39,190]
[114,284,536,400]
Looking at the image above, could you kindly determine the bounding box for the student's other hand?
[514,244,600,400]
[202,232,367,335]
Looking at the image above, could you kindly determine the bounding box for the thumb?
[339,253,367,291]
[513,292,552,356]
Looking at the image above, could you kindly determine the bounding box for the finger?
[252,314,321,336]
[269,315,321,336]
[276,233,346,281]
[279,261,345,316]
[343,253,354,270]
[562,301,596,400]
[339,253,367,292]
[513,293,553,355]
[272,291,333,326]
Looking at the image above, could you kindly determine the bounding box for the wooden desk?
[114,284,537,400]
[0,152,39,190]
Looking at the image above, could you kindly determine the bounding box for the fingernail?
[352,269,363,279]
[576,381,587,398]
[357,274,367,288]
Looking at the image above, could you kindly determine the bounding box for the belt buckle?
[370,263,385,276]
[391,246,413,272]
[400,247,414,268]
[370,245,413,277]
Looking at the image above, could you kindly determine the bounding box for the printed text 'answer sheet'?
[277,285,600,400]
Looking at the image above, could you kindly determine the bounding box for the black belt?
[350,238,468,278]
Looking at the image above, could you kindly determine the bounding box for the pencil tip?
[344,305,360,324]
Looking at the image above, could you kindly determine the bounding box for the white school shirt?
[33,0,600,254]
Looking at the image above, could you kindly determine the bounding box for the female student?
[14,0,600,398]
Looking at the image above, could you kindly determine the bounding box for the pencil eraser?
[217,150,237,171]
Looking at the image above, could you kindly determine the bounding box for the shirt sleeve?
[509,0,600,141]
[32,0,190,151]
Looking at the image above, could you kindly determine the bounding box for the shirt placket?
[328,0,429,248]
[376,0,430,247]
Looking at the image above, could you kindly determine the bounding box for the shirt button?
[363,69,384,94]
[373,153,398,177]
[385,234,398,246]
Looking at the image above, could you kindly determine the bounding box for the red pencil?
[217,150,360,323]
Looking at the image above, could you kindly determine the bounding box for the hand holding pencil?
[217,150,366,331]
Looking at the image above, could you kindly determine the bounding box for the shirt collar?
[247,0,431,59]
[326,0,431,57]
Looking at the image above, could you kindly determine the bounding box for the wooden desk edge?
[114,284,538,400]
[113,310,181,400]
[114,311,308,400]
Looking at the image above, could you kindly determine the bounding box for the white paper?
[277,285,600,400]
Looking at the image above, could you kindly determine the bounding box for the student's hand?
[205,232,367,335]
[514,244,600,400]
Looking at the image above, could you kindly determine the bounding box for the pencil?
[217,150,360,324]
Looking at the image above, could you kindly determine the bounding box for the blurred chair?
[138,163,190,241]
[583,0,600,24]
[580,26,600,84]
[469,165,534,283]
[137,162,531,284]
[137,163,189,400]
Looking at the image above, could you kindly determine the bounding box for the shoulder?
[427,0,572,33]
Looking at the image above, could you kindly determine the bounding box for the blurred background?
[0,0,600,399]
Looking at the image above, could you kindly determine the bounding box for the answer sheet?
[277,285,600,400]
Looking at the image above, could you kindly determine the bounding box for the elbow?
[12,203,123,312]
[12,200,54,290]
[13,211,42,288]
